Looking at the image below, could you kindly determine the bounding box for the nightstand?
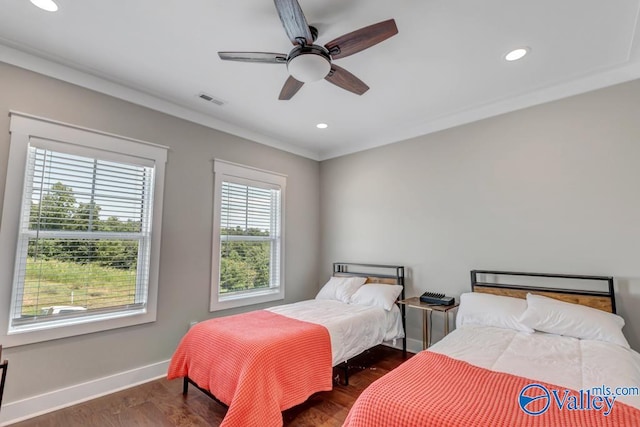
[398,297,459,350]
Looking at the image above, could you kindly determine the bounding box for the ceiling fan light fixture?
[30,0,58,12]
[505,47,530,61]
[287,46,331,83]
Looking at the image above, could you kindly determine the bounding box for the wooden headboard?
[470,270,616,313]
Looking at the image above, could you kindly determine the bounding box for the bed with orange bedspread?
[344,270,640,426]
[168,263,406,426]
[343,350,640,427]
[168,310,332,427]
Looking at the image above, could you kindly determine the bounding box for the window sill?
[2,308,156,348]
[210,288,284,311]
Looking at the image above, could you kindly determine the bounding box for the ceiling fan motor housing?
[287,45,331,83]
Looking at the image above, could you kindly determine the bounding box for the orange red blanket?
[343,351,640,427]
[167,310,332,427]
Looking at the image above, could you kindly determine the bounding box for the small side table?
[398,297,459,350]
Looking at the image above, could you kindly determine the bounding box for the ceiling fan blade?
[218,52,288,64]
[324,19,398,60]
[279,76,304,100]
[324,64,369,95]
[274,0,313,46]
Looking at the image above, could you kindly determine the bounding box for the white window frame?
[0,112,167,347]
[210,159,286,311]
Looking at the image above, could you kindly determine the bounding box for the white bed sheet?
[430,325,640,409]
[267,299,404,366]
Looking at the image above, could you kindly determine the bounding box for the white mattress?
[430,325,640,409]
[267,299,404,366]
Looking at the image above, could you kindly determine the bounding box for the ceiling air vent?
[197,92,226,106]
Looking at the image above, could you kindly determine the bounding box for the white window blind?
[211,160,286,311]
[219,181,281,294]
[10,145,155,329]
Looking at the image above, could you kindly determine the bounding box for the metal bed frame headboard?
[333,262,406,355]
[333,262,405,299]
[470,270,616,313]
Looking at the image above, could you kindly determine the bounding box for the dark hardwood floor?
[12,345,412,427]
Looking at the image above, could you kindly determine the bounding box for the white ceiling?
[1,0,640,160]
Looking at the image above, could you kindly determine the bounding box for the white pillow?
[315,276,367,303]
[350,284,403,311]
[456,292,534,333]
[519,293,630,348]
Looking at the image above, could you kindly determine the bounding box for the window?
[211,160,286,311]
[0,113,167,346]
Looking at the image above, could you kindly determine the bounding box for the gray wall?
[320,79,640,351]
[0,62,321,402]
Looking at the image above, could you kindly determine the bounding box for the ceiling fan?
[218,0,398,100]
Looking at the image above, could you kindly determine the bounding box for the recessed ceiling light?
[505,47,529,62]
[316,123,328,129]
[30,0,58,12]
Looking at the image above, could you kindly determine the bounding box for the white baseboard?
[383,337,423,354]
[0,359,170,426]
[405,337,423,354]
